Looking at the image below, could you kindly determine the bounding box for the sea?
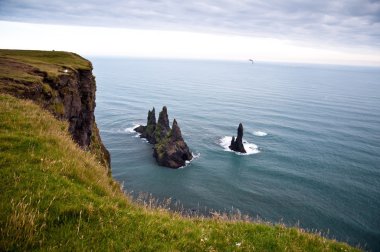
[90,57,380,251]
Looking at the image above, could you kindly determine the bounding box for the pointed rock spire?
[237,123,244,142]
[171,119,183,141]
[229,123,246,153]
[134,107,157,144]
[135,106,192,168]
[147,107,156,127]
[156,106,170,142]
[154,117,192,168]
[230,136,235,147]
[158,106,169,129]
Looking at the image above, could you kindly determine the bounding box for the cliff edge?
[0,49,110,171]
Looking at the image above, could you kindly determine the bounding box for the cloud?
[0,0,379,49]
[2,21,379,66]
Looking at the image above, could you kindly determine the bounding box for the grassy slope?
[0,49,91,76]
[0,49,91,101]
[0,49,110,170]
[0,93,359,251]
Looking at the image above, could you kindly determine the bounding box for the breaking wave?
[253,131,268,137]
[219,136,260,155]
[125,124,141,133]
[179,152,201,169]
[124,124,144,138]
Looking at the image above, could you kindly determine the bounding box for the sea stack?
[135,106,193,168]
[134,107,157,144]
[155,106,171,143]
[153,119,193,168]
[229,123,246,153]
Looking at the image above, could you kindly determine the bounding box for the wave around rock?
[125,124,142,134]
[220,136,259,155]
[178,152,201,169]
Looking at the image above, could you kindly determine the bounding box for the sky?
[0,0,380,65]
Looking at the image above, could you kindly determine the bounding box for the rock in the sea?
[134,125,146,134]
[229,123,246,153]
[135,107,193,168]
[155,106,170,142]
[135,107,157,144]
[153,119,193,168]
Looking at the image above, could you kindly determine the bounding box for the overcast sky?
[1,0,380,65]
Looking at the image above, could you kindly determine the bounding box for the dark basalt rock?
[171,119,183,141]
[135,107,192,168]
[134,125,145,134]
[229,123,246,153]
[135,107,157,144]
[155,106,170,142]
[153,119,193,168]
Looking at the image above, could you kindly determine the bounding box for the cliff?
[0,49,110,171]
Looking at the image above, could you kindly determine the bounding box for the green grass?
[0,49,91,73]
[0,49,91,101]
[0,49,91,96]
[0,93,360,251]
[0,49,110,172]
[0,62,42,83]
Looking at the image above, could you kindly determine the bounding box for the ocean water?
[90,57,380,250]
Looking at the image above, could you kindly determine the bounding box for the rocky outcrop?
[135,106,192,168]
[153,119,193,168]
[135,108,157,144]
[0,51,111,172]
[229,123,246,153]
[155,106,171,142]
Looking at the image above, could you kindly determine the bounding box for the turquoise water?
[91,58,380,250]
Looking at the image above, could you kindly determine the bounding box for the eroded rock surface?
[135,107,192,168]
[135,108,157,144]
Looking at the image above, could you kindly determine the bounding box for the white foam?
[124,124,141,134]
[192,152,201,160]
[253,131,267,137]
[219,136,260,155]
[179,152,201,169]
[124,123,146,138]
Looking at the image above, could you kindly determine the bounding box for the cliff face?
[0,50,110,171]
[59,69,103,150]
[58,69,111,170]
